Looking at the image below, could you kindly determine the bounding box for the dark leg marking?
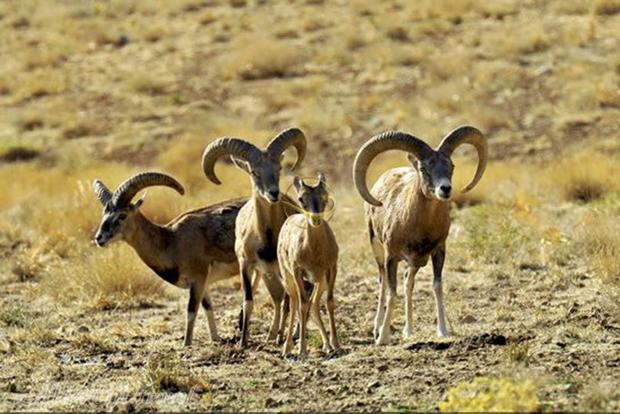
[201,296,212,311]
[432,248,445,283]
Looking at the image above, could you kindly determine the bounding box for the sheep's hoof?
[375,335,390,346]
[402,327,413,338]
[437,329,450,338]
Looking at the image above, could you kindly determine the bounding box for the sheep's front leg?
[262,271,285,343]
[376,257,398,346]
[283,284,297,356]
[185,276,206,347]
[310,280,329,352]
[239,259,254,348]
[326,265,340,351]
[296,271,310,359]
[431,247,449,337]
[402,265,420,338]
[201,289,221,343]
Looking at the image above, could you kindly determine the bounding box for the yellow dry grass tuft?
[143,354,210,395]
[220,36,307,80]
[577,212,620,287]
[547,151,620,203]
[439,377,540,412]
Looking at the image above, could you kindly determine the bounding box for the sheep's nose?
[268,189,280,201]
[440,185,452,194]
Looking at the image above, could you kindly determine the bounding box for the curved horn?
[201,138,261,185]
[353,131,433,207]
[93,180,112,206]
[437,125,487,193]
[112,172,185,207]
[266,127,306,171]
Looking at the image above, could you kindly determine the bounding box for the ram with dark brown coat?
[93,172,246,346]
[353,126,487,345]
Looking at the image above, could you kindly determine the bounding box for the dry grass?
[220,37,307,80]
[143,354,210,395]
[577,213,620,286]
[42,244,170,310]
[14,70,67,101]
[547,151,620,203]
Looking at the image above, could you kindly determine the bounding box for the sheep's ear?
[408,154,420,170]
[132,193,146,210]
[318,172,326,187]
[231,156,251,174]
[293,176,303,191]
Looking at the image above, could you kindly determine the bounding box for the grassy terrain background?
[1,0,619,411]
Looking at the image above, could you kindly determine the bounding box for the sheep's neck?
[251,193,287,236]
[123,212,175,273]
[304,220,327,247]
[406,178,449,220]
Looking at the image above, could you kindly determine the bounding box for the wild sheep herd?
[92,126,487,358]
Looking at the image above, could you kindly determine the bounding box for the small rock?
[111,402,134,413]
[77,325,90,333]
[461,315,477,324]
[366,380,380,393]
[377,364,388,372]
[115,35,129,48]
[264,397,278,408]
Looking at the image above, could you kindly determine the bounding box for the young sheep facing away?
[278,173,340,358]
[93,171,246,346]
[353,126,487,345]
[202,128,307,348]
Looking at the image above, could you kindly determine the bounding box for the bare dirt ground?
[2,190,620,411]
[1,0,620,411]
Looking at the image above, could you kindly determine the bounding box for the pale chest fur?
[367,168,450,262]
[279,216,338,282]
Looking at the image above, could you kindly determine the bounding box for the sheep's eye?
[118,213,127,221]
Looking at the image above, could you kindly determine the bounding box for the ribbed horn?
[437,126,487,193]
[202,138,261,184]
[112,172,184,207]
[93,180,112,206]
[353,131,433,207]
[266,127,306,171]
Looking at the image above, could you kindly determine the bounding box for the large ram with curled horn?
[353,126,488,345]
[92,171,247,347]
[202,128,306,348]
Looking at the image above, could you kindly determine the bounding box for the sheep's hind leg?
[201,289,221,343]
[184,276,206,347]
[376,257,398,346]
